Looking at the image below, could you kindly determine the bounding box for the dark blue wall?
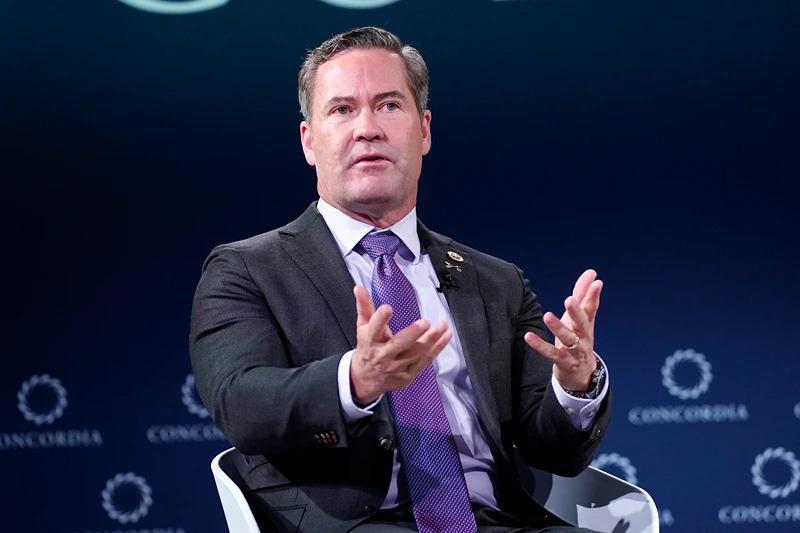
[3,0,799,531]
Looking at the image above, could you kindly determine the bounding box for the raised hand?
[524,269,603,392]
[350,285,452,404]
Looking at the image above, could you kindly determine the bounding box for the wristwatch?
[563,356,606,400]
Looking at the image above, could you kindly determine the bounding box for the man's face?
[300,48,432,224]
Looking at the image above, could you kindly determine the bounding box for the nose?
[353,109,384,142]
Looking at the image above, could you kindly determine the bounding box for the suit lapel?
[281,204,398,438]
[280,203,358,348]
[418,222,507,463]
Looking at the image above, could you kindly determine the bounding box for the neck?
[320,197,414,228]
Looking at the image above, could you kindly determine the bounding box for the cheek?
[322,137,348,166]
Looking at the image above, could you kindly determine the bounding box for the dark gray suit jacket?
[189,203,611,533]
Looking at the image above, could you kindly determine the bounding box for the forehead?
[313,48,410,101]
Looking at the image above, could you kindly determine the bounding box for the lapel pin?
[444,261,462,272]
[447,251,464,262]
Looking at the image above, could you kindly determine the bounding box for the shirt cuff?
[338,349,383,422]
[551,353,610,430]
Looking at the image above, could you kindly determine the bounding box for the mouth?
[354,154,391,165]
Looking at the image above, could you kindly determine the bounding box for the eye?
[383,102,399,111]
[333,106,349,115]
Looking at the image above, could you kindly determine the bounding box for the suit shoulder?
[208,204,321,260]
[212,227,283,256]
[202,218,302,273]
[427,228,521,273]
[460,241,519,271]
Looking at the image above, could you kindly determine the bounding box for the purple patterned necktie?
[359,232,477,533]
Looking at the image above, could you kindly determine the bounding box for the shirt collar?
[317,198,421,262]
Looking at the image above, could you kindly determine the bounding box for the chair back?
[211,447,262,533]
[515,451,660,533]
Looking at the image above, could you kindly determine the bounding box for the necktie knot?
[359,232,401,260]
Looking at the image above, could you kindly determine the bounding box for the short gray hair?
[298,26,429,123]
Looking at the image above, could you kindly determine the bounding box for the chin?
[349,182,401,202]
[351,193,398,209]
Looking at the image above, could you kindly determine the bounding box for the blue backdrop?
[3,0,799,532]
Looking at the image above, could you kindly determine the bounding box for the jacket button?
[378,437,394,451]
[361,504,377,517]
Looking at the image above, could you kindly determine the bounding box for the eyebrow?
[323,90,408,109]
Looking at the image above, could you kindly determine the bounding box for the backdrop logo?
[1,375,103,450]
[591,453,638,484]
[718,447,800,524]
[752,447,800,499]
[181,374,209,418]
[629,349,748,425]
[661,349,712,400]
[794,401,800,420]
[117,0,399,14]
[101,473,153,524]
[116,0,228,15]
[145,374,225,444]
[17,374,68,425]
[318,0,400,8]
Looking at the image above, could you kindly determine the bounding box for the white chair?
[211,447,261,533]
[515,451,660,533]
[212,447,659,533]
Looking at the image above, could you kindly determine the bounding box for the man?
[190,27,610,533]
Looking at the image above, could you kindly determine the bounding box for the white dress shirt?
[317,198,609,510]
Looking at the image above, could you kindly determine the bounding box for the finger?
[524,332,566,365]
[565,296,590,338]
[429,327,453,358]
[410,329,453,373]
[354,285,375,328]
[558,308,573,331]
[385,319,431,354]
[368,304,394,341]
[572,269,597,303]
[398,327,451,376]
[399,321,449,360]
[582,280,603,323]
[543,310,581,349]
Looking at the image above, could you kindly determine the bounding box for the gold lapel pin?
[447,251,464,262]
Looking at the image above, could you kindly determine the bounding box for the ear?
[421,110,432,156]
[300,121,315,166]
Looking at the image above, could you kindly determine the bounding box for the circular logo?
[117,0,229,15]
[102,473,153,524]
[317,0,400,9]
[182,374,210,419]
[751,447,800,499]
[661,349,712,400]
[794,402,800,420]
[17,374,68,425]
[592,453,638,485]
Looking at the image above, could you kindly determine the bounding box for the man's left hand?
[524,269,603,393]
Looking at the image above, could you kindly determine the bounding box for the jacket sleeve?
[189,246,355,456]
[511,267,611,477]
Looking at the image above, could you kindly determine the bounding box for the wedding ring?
[564,336,580,350]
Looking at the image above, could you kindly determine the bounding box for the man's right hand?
[350,285,452,404]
